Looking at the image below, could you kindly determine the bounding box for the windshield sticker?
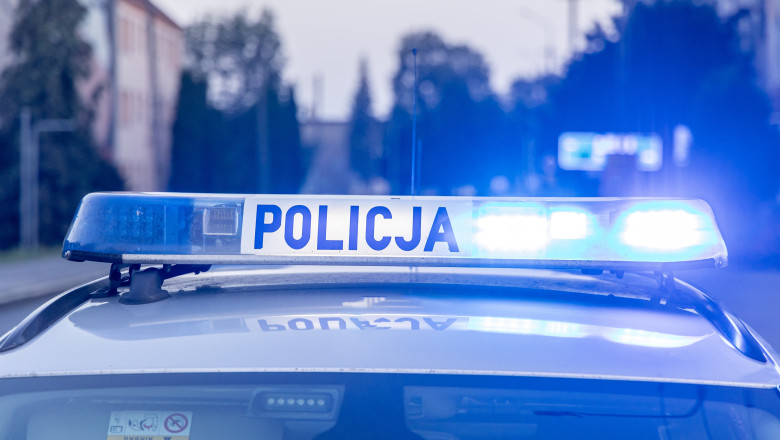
[107,410,192,440]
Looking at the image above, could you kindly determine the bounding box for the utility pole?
[567,0,579,54]
[518,7,557,73]
[19,108,76,251]
[257,72,271,193]
[517,7,558,194]
[104,0,117,159]
[312,75,323,122]
[19,108,30,250]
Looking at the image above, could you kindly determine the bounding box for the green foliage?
[385,32,513,195]
[0,0,122,249]
[169,10,303,193]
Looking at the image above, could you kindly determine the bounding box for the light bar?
[62,193,728,270]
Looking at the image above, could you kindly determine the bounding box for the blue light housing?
[62,193,245,262]
[62,193,727,270]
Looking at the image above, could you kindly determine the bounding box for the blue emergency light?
[62,193,727,271]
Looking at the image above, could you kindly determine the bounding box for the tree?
[541,0,780,257]
[506,75,560,196]
[168,72,224,192]
[170,10,304,193]
[348,58,380,181]
[384,32,513,195]
[267,85,304,193]
[0,0,122,248]
[185,9,283,113]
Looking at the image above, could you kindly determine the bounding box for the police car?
[1,193,779,439]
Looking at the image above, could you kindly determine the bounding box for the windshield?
[2,373,779,440]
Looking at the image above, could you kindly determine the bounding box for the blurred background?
[0,0,777,323]
[0,0,777,263]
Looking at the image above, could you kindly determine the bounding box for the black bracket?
[91,263,137,298]
[92,263,211,304]
[650,271,684,305]
[654,271,677,292]
[120,267,170,305]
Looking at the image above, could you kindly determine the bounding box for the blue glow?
[473,205,549,254]
[621,210,705,249]
[610,200,722,261]
[472,204,597,257]
[469,317,586,338]
[549,209,589,240]
[469,317,702,348]
[604,328,705,348]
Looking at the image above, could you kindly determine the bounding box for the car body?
[1,193,779,439]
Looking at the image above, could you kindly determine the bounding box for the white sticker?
[241,197,473,257]
[106,410,192,440]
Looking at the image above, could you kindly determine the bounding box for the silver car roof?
[1,266,778,388]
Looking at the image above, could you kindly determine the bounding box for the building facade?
[0,0,183,191]
[112,0,182,190]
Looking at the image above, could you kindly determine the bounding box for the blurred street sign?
[673,124,692,167]
[19,107,76,251]
[558,132,663,172]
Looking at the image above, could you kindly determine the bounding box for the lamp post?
[19,107,76,251]
[518,7,557,74]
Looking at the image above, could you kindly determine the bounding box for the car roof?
[0,266,778,388]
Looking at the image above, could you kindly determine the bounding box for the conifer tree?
[349,58,378,181]
[0,0,122,248]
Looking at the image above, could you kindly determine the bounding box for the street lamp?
[518,7,557,74]
[19,107,76,251]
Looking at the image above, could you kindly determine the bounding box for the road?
[0,255,105,335]
[0,294,56,335]
[1,264,779,350]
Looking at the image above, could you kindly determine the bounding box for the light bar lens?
[620,210,712,250]
[203,207,240,236]
[63,193,245,259]
[549,210,588,240]
[62,194,727,269]
[473,206,549,253]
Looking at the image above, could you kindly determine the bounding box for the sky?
[154,0,623,121]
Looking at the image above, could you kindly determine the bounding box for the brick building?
[0,0,183,190]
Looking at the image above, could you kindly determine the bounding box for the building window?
[136,92,144,123]
[119,17,129,52]
[120,91,128,126]
[136,20,145,51]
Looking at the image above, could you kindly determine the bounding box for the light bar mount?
[93,263,211,305]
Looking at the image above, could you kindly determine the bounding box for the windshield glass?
[2,373,779,440]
